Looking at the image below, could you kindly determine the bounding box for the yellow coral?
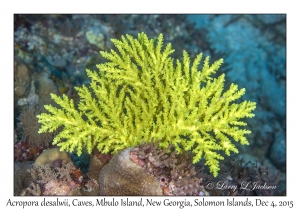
[37,32,256,177]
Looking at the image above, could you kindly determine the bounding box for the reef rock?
[98,147,163,195]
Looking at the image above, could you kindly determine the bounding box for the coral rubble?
[23,160,99,196]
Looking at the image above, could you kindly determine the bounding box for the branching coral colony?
[37,32,256,177]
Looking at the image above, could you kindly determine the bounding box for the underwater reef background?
[14,14,286,195]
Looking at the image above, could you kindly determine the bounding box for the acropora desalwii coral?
[37,32,256,177]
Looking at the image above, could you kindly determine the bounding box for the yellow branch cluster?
[37,32,256,177]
